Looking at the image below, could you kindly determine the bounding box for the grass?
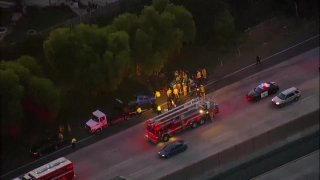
[1,17,319,176]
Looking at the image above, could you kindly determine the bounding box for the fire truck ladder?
[148,97,204,126]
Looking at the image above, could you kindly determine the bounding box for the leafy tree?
[0,58,60,137]
[213,10,236,45]
[43,0,195,92]
[165,4,196,43]
[17,55,43,76]
[131,0,195,76]
[25,76,60,123]
[0,69,25,127]
[112,13,139,38]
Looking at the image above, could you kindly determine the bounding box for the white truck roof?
[93,110,106,118]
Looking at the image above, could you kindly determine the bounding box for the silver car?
[272,87,301,107]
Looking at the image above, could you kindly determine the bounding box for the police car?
[246,82,279,101]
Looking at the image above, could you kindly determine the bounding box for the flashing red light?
[154,125,161,131]
[258,82,270,90]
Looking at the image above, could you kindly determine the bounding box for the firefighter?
[201,68,207,82]
[166,88,172,98]
[183,71,188,83]
[183,84,188,96]
[200,84,206,97]
[176,83,182,96]
[58,132,64,143]
[167,97,172,110]
[196,70,202,80]
[171,98,177,108]
[157,105,162,115]
[155,90,161,98]
[173,87,179,99]
[137,107,142,114]
[71,138,77,151]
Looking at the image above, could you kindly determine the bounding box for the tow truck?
[85,110,108,133]
[145,97,219,143]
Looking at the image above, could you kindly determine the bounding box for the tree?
[213,10,236,45]
[0,57,60,138]
[131,0,195,76]
[0,68,25,127]
[17,55,43,76]
[25,76,60,123]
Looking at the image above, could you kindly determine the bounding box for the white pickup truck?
[85,110,108,133]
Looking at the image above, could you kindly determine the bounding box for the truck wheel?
[200,118,205,125]
[192,122,198,128]
[163,135,170,142]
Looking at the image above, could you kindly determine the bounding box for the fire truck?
[13,157,75,180]
[145,97,219,143]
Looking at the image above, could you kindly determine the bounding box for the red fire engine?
[145,97,219,143]
[13,157,75,180]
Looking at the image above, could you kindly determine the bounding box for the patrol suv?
[272,87,301,107]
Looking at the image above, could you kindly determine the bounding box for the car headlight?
[162,154,165,157]
[276,102,280,105]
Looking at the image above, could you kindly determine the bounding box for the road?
[254,150,319,180]
[67,47,319,179]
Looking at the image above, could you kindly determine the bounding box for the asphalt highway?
[66,48,319,179]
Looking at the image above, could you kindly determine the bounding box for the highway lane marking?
[300,95,314,102]
[2,35,319,180]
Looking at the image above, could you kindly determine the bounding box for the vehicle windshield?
[277,93,286,100]
[254,87,262,93]
[92,116,99,122]
[162,144,174,152]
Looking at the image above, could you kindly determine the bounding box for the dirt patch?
[210,17,319,80]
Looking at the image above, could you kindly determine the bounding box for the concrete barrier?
[160,110,319,180]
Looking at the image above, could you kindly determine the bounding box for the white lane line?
[300,95,314,102]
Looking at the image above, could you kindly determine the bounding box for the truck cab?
[85,110,108,133]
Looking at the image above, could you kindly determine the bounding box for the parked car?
[108,105,139,125]
[30,137,64,158]
[272,87,301,107]
[158,140,188,158]
[246,82,279,101]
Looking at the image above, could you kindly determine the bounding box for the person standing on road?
[256,55,261,65]
[157,105,162,115]
[71,138,77,151]
[167,88,172,98]
[200,84,206,98]
[201,68,207,83]
[173,86,179,99]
